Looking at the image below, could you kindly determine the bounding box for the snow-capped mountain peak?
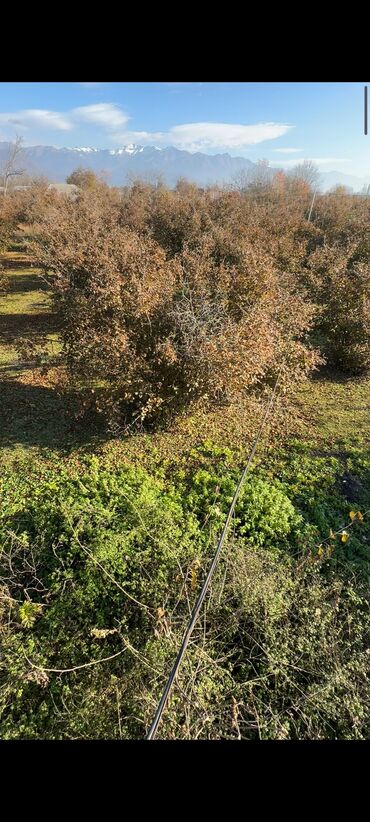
[109,145,144,156]
[68,146,99,153]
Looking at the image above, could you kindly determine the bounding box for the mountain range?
[0,141,369,192]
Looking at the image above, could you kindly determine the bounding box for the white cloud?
[167,122,293,151]
[0,103,129,136]
[272,147,303,153]
[0,109,72,131]
[72,104,129,130]
[112,121,293,152]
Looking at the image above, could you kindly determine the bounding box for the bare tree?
[231,160,273,198]
[125,170,165,189]
[230,168,255,193]
[288,160,321,192]
[1,135,26,197]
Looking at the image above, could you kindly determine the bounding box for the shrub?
[0,196,18,252]
[33,188,320,429]
[66,168,101,190]
[304,240,370,372]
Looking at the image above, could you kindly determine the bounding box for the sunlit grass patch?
[293,370,370,448]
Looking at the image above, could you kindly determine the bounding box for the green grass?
[294,371,370,449]
[0,251,67,462]
[0,288,52,315]
[0,261,55,372]
[0,343,19,366]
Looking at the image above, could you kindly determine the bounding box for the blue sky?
[0,82,369,177]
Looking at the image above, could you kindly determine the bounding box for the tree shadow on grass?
[0,312,58,342]
[0,258,36,270]
[0,378,107,453]
[6,274,50,294]
[312,365,369,385]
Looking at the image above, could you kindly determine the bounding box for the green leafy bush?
[1,445,370,739]
[183,467,302,550]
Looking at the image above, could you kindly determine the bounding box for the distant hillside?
[0,142,258,188]
[318,170,370,193]
[0,141,368,191]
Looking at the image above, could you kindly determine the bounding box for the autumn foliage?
[30,182,325,428]
[26,176,368,427]
[302,192,370,371]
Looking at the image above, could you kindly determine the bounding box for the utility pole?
[307,189,317,222]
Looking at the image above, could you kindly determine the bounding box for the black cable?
[146,369,282,739]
